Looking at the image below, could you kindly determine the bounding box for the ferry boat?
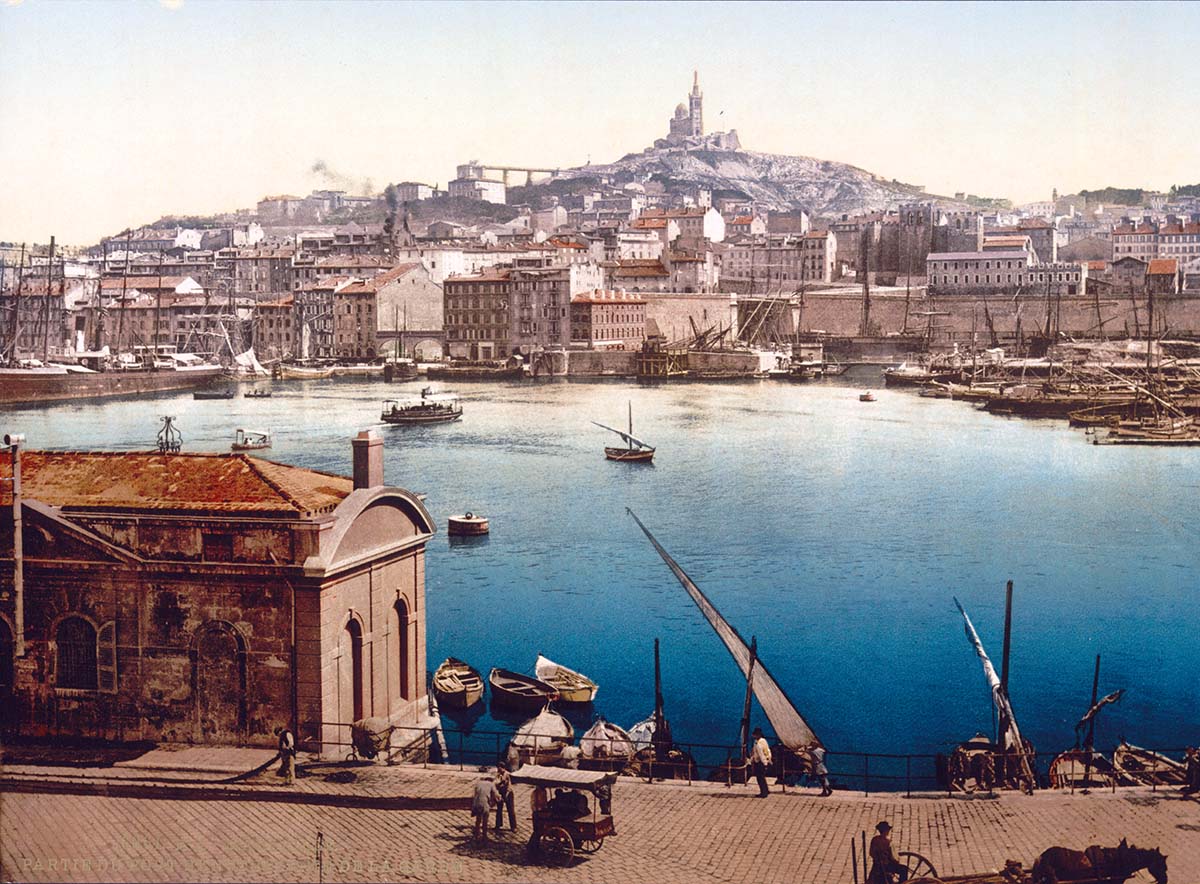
[380,387,463,424]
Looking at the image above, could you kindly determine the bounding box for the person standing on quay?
[494,763,517,833]
[750,727,772,798]
[471,775,501,842]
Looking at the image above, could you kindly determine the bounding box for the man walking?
[810,743,832,796]
[276,726,296,785]
[750,726,772,798]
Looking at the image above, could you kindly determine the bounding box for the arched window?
[57,616,97,689]
[395,600,411,701]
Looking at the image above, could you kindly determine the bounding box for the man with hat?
[868,820,908,883]
[749,726,772,798]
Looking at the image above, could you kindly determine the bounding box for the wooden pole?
[998,580,1014,749]
[42,236,55,361]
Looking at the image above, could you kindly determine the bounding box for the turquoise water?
[6,369,1197,771]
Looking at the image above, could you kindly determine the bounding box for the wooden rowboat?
[534,654,598,703]
[489,667,559,710]
[1113,741,1187,786]
[431,657,484,709]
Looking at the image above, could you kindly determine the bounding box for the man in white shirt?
[750,727,772,798]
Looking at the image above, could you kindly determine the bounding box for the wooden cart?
[511,764,618,866]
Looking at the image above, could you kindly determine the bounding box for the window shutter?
[98,621,117,693]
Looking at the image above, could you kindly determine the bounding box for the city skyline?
[1,0,1198,245]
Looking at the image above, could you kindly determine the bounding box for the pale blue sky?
[1,0,1197,244]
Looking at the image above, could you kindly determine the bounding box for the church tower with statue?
[656,72,739,151]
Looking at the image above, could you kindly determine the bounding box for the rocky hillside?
[549,146,936,217]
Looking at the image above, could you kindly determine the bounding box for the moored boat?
[579,718,635,770]
[489,667,559,710]
[275,363,336,380]
[1048,747,1123,789]
[431,657,484,709]
[244,388,273,398]
[1113,741,1187,786]
[426,360,526,381]
[511,705,575,766]
[534,654,598,703]
[859,390,876,402]
[381,387,463,424]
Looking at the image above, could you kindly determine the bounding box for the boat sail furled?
[627,509,821,751]
[953,597,1036,787]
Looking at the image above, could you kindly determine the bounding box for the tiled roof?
[614,260,669,278]
[258,294,295,308]
[1086,260,1107,271]
[1112,222,1157,235]
[927,251,1030,261]
[630,218,669,230]
[2,451,352,518]
[1017,218,1053,230]
[100,276,193,291]
[1160,222,1200,235]
[1148,258,1178,275]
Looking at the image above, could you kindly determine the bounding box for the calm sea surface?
[7,367,1197,767]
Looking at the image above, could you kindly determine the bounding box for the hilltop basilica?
[654,72,741,151]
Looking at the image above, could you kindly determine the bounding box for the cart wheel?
[898,851,938,880]
[579,836,604,853]
[540,826,574,866]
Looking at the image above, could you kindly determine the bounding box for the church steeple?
[689,71,703,137]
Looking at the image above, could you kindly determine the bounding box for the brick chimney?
[351,430,384,489]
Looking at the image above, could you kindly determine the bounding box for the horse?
[1031,838,1167,884]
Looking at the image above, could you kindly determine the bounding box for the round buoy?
[448,513,489,536]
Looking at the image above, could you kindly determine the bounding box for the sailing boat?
[593,401,655,462]
[950,586,1036,793]
[626,638,695,780]
[627,510,823,773]
[1048,654,1124,789]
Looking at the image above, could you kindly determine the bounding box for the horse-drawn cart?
[512,764,618,866]
[852,839,1166,884]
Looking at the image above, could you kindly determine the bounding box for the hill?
[543,145,944,217]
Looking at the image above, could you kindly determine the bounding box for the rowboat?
[534,654,598,703]
[593,401,654,462]
[511,705,575,766]
[579,718,635,770]
[1113,741,1187,786]
[489,667,559,710]
[1048,747,1124,789]
[431,657,484,709]
[231,428,272,451]
[859,391,876,402]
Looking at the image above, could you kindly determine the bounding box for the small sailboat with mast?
[949,583,1037,793]
[627,510,824,779]
[593,401,655,462]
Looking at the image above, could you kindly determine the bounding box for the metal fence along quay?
[319,721,1192,798]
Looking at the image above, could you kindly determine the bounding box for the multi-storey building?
[331,281,378,359]
[443,268,513,360]
[1111,220,1162,263]
[721,231,838,291]
[927,251,1088,296]
[569,289,647,349]
[294,277,353,359]
[253,294,296,361]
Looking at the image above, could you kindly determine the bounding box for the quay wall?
[797,289,1200,344]
[563,348,760,377]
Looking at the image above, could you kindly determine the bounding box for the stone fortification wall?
[565,349,637,376]
[796,289,1200,344]
[644,294,737,343]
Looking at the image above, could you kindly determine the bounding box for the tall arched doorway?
[194,623,246,743]
[339,619,365,724]
[394,600,410,702]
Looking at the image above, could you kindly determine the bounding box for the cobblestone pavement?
[2,762,1198,883]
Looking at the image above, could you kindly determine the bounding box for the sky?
[1,0,1197,246]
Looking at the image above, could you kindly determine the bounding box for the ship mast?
[6,244,25,365]
[42,236,55,362]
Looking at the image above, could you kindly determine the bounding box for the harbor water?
[7,368,1197,768]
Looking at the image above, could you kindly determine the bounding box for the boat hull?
[489,668,558,711]
[0,366,224,406]
[426,365,525,381]
[432,658,484,710]
[604,446,654,463]
[381,408,463,424]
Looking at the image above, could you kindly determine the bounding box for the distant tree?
[1079,187,1145,206]
[1170,183,1200,198]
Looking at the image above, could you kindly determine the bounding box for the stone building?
[0,435,435,754]
[331,281,378,359]
[372,263,445,361]
[1110,256,1148,294]
[926,250,1088,297]
[722,231,838,292]
[442,267,512,360]
[569,289,647,349]
[253,294,296,361]
[1146,258,1180,296]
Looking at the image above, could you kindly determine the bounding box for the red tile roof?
[2,451,351,517]
[630,218,669,230]
[1017,218,1053,230]
[1086,260,1106,271]
[1112,222,1157,236]
[1160,222,1200,235]
[1148,258,1178,275]
[100,276,194,291]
